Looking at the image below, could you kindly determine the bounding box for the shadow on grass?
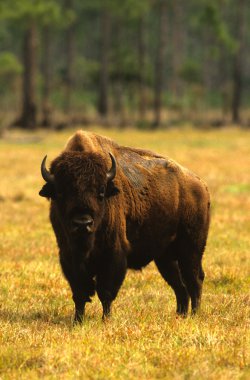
[207,275,244,291]
[0,307,100,328]
[0,308,72,327]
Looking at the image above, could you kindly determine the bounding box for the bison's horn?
[41,155,54,184]
[106,153,116,181]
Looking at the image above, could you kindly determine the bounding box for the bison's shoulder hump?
[64,130,117,154]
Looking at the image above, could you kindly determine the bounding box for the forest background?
[0,0,249,131]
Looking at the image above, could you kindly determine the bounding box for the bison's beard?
[70,232,95,262]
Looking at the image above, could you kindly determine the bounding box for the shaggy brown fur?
[39,130,210,323]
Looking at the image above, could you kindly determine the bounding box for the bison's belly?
[125,199,179,270]
[127,248,153,270]
[126,223,176,270]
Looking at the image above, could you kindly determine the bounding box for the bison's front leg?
[60,255,95,324]
[101,300,111,320]
[71,275,95,324]
[73,295,86,324]
[96,253,127,321]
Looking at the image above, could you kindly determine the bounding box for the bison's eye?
[98,186,106,200]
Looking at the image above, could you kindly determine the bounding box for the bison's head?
[39,151,119,251]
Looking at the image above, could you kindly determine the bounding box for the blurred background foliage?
[0,0,249,129]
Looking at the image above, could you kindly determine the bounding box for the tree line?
[0,0,249,129]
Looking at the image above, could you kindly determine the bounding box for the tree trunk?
[65,0,75,116]
[153,0,168,128]
[98,8,111,117]
[17,22,37,129]
[138,16,147,122]
[41,26,52,127]
[172,0,183,98]
[231,0,246,124]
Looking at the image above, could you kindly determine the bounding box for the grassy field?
[0,126,249,379]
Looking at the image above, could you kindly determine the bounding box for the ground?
[0,126,249,379]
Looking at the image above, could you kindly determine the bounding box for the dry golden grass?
[0,126,249,379]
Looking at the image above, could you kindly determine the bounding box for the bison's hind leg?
[155,252,189,316]
[178,257,204,314]
[176,235,206,315]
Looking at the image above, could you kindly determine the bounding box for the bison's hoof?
[73,314,84,326]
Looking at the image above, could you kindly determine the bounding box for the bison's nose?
[71,215,94,233]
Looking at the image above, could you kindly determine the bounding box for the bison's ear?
[106,181,119,198]
[39,183,55,199]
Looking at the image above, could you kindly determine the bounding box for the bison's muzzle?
[71,214,94,234]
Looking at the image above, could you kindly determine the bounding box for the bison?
[39,130,210,323]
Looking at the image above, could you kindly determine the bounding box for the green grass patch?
[223,183,250,194]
